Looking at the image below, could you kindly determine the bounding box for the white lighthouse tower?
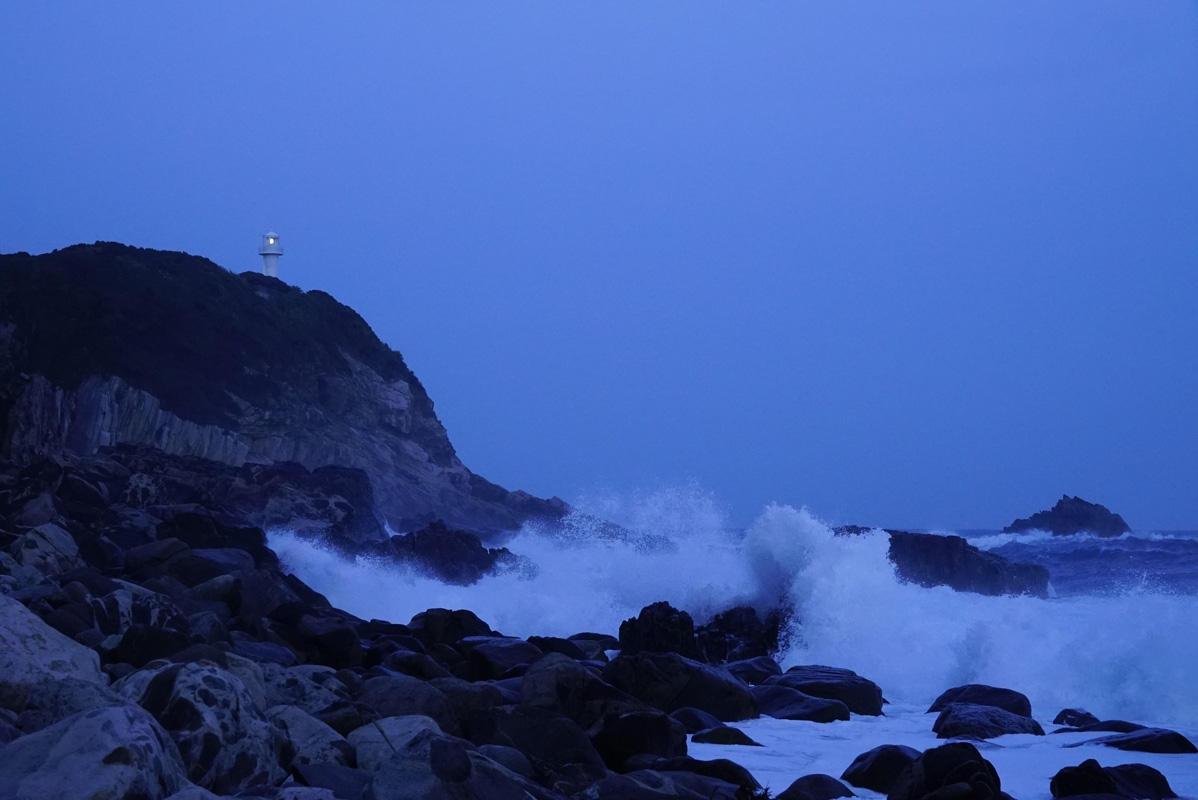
[259,231,283,277]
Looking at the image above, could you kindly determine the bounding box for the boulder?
[724,655,783,686]
[459,635,544,680]
[589,709,688,769]
[619,601,700,660]
[356,674,459,736]
[669,707,725,734]
[694,606,785,663]
[624,754,763,794]
[751,684,850,723]
[521,652,643,729]
[579,770,740,800]
[1074,728,1198,754]
[1054,708,1100,728]
[292,763,376,800]
[527,636,589,661]
[6,522,84,576]
[429,677,507,744]
[1051,759,1177,800]
[767,666,883,716]
[407,608,495,648]
[268,704,354,768]
[1060,720,1145,735]
[134,661,286,793]
[692,726,762,746]
[380,650,452,681]
[928,684,1033,718]
[777,774,855,800]
[477,744,533,778]
[0,705,188,800]
[13,677,124,733]
[887,742,1002,800]
[0,591,104,709]
[348,715,444,773]
[933,703,1045,739]
[885,530,1050,597]
[603,652,757,721]
[480,705,608,793]
[841,744,921,793]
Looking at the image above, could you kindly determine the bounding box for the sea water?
[268,489,1198,798]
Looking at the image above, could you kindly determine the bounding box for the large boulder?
[766,666,883,716]
[887,743,1002,800]
[0,591,104,708]
[133,661,286,793]
[724,655,783,686]
[356,674,459,736]
[777,774,855,800]
[928,684,1033,718]
[603,652,757,721]
[0,705,189,800]
[886,530,1050,597]
[841,744,921,793]
[480,705,608,794]
[589,709,688,770]
[348,715,444,773]
[933,703,1045,739]
[619,601,700,660]
[1075,728,1198,754]
[1050,759,1177,800]
[12,677,125,733]
[1054,708,1100,728]
[521,652,643,729]
[6,523,84,576]
[268,704,354,769]
[458,636,544,680]
[695,606,785,663]
[408,608,496,648]
[750,685,850,723]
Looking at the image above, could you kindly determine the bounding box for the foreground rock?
[766,665,883,716]
[1050,758,1177,800]
[777,774,855,800]
[933,703,1045,739]
[841,744,921,793]
[928,684,1034,718]
[888,742,1003,800]
[0,592,104,708]
[1005,495,1131,537]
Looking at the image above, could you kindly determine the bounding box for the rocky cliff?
[1004,495,1130,538]
[0,242,564,534]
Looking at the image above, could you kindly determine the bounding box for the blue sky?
[2,3,1196,529]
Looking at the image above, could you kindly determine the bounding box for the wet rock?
[887,742,1002,800]
[767,665,883,716]
[268,704,354,768]
[619,601,700,660]
[407,608,495,648]
[579,770,739,800]
[625,754,763,794]
[841,744,921,793]
[459,635,544,680]
[527,635,589,661]
[590,709,688,769]
[1051,758,1177,800]
[691,726,762,746]
[1075,728,1198,754]
[480,705,607,793]
[751,684,850,723]
[429,677,507,743]
[521,652,643,729]
[933,703,1046,739]
[777,774,855,800]
[0,705,188,800]
[0,591,104,708]
[725,655,783,686]
[357,674,458,735]
[1005,496,1131,538]
[603,652,757,721]
[928,684,1033,718]
[886,530,1050,597]
[695,605,785,663]
[669,707,725,734]
[1060,720,1146,735]
[568,633,619,661]
[1054,708,1100,728]
[134,661,286,793]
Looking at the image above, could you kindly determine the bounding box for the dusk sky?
[2,4,1196,530]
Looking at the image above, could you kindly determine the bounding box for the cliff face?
[0,243,564,534]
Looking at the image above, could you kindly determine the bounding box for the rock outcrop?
[0,243,565,534]
[1004,495,1131,537]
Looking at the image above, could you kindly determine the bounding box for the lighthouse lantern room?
[259,231,283,277]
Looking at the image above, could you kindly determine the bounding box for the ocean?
[268,489,1198,798]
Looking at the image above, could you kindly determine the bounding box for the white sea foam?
[269,491,1198,727]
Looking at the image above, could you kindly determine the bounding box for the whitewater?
[268,489,1198,798]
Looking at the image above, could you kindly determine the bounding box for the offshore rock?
[888,530,1049,597]
[1005,495,1131,537]
[932,703,1046,739]
[0,243,566,534]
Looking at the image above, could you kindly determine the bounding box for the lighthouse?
[259,231,283,277]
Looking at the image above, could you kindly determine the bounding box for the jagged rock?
[691,726,762,746]
[668,707,725,734]
[0,705,189,800]
[933,703,1045,739]
[750,685,850,723]
[1054,708,1100,728]
[766,666,883,716]
[1005,496,1131,537]
[777,774,855,800]
[133,661,286,793]
[887,742,1002,800]
[0,591,104,709]
[619,601,700,660]
[603,652,757,721]
[13,677,124,733]
[356,675,459,736]
[589,709,688,769]
[841,744,921,793]
[1050,758,1177,800]
[724,655,783,685]
[1073,728,1198,754]
[268,704,354,768]
[928,684,1033,718]
[887,530,1050,597]
[694,605,785,663]
[362,520,520,585]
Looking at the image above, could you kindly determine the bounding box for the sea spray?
[269,491,1198,726]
